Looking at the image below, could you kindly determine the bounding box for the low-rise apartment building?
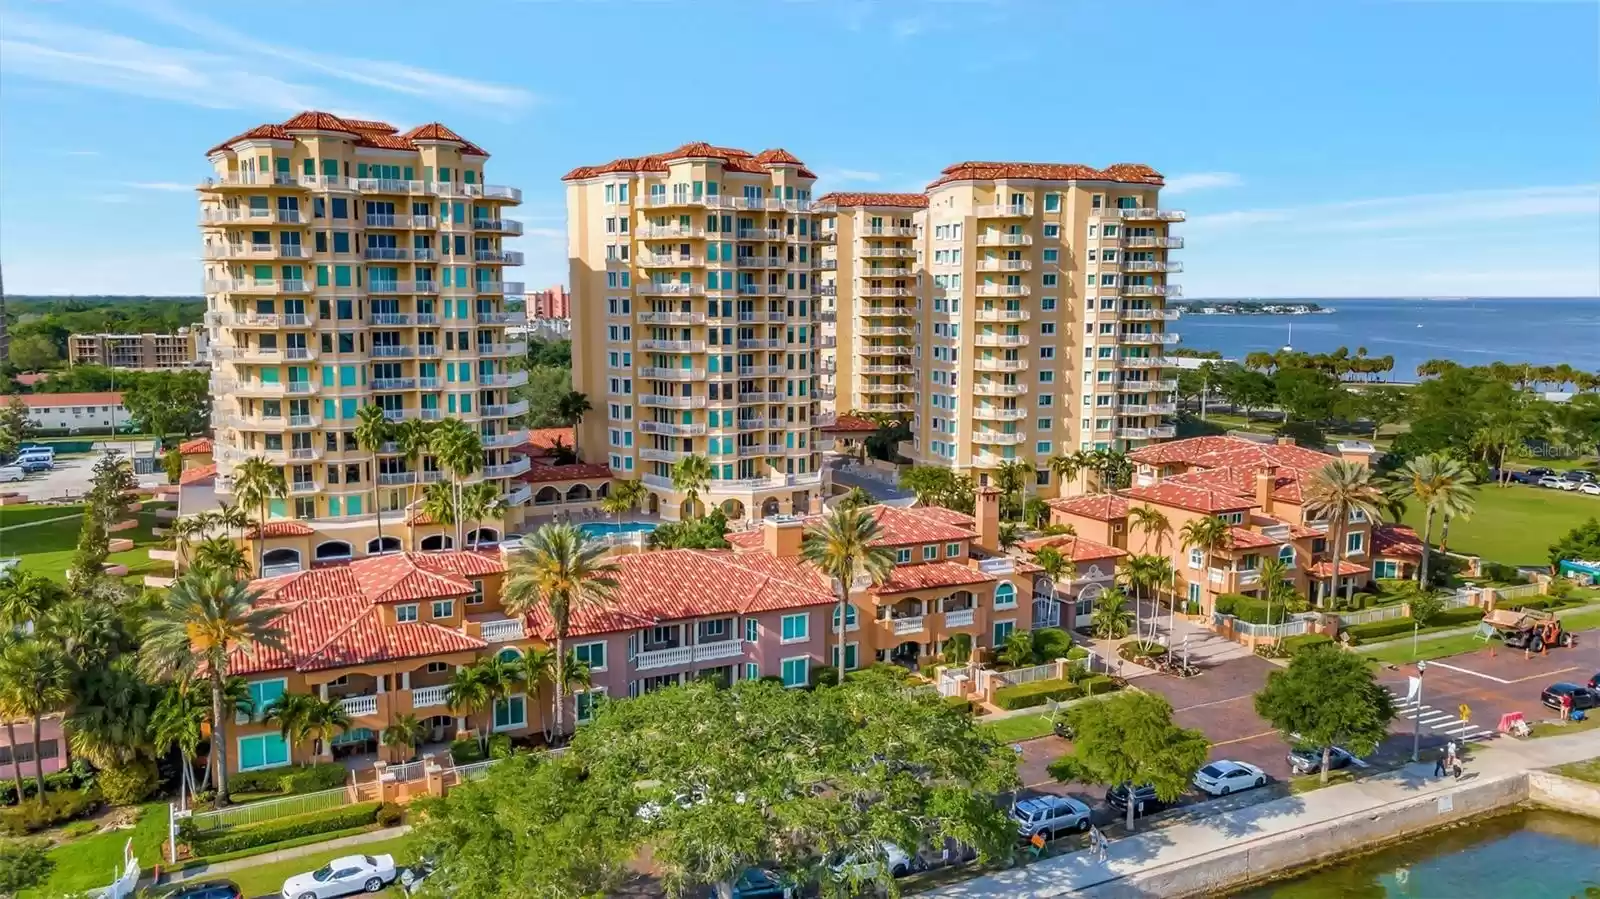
[1048,435,1421,612]
[0,718,65,784]
[14,391,128,432]
[216,499,1099,776]
[69,328,205,370]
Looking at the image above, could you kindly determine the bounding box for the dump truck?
[1479,608,1576,652]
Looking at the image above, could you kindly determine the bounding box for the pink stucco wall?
[0,717,66,780]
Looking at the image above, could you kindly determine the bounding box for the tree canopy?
[1253,645,1394,782]
[1047,690,1208,831]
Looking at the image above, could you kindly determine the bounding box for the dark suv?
[169,882,242,899]
[1541,682,1599,712]
[1105,783,1168,818]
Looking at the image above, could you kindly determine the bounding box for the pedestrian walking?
[1446,739,1458,767]
[1433,749,1447,777]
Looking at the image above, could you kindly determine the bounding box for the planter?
[109,519,139,533]
[107,538,135,553]
[102,564,129,577]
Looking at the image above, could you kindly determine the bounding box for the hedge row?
[227,762,348,797]
[1215,593,1289,625]
[1279,634,1334,655]
[0,789,102,836]
[190,801,383,856]
[1343,606,1485,643]
[992,674,1120,710]
[0,769,83,805]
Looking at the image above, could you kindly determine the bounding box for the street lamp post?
[1410,660,1428,763]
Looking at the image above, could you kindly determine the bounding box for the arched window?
[596,481,611,498]
[535,486,561,505]
[260,548,302,575]
[496,647,522,662]
[314,540,352,561]
[832,604,858,629]
[466,528,500,546]
[1278,544,1295,564]
[994,582,1016,608]
[366,536,402,555]
[566,483,592,502]
[420,534,454,551]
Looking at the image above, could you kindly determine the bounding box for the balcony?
[973,333,1029,348]
[859,402,913,414]
[1122,284,1183,298]
[974,406,1028,421]
[1123,261,1183,273]
[1117,402,1178,415]
[1125,236,1185,249]
[364,247,410,261]
[640,421,707,437]
[371,346,414,359]
[377,472,417,486]
[482,400,531,418]
[945,608,976,628]
[475,281,526,296]
[737,338,782,350]
[973,358,1027,372]
[204,278,311,295]
[288,480,319,496]
[411,684,452,710]
[475,343,525,357]
[1120,308,1181,322]
[974,284,1030,297]
[634,639,745,672]
[861,267,914,278]
[973,382,1027,396]
[505,484,533,507]
[370,313,413,326]
[858,246,917,258]
[638,339,706,352]
[974,308,1030,322]
[202,244,309,261]
[200,208,301,225]
[472,218,524,235]
[479,618,526,643]
[372,378,418,391]
[482,430,529,449]
[814,259,838,271]
[640,448,693,463]
[976,260,1032,272]
[638,311,706,324]
[858,363,913,375]
[1095,208,1186,222]
[481,370,530,388]
[640,394,707,409]
[635,224,705,239]
[287,415,319,429]
[639,367,704,381]
[976,203,1032,218]
[475,249,525,264]
[1120,332,1181,346]
[1117,378,1178,392]
[738,364,785,376]
[640,254,702,269]
[973,431,1026,445]
[891,615,925,636]
[1119,356,1169,369]
[209,312,313,328]
[1116,426,1178,440]
[975,233,1033,247]
[861,345,914,356]
[339,695,379,718]
[484,459,533,479]
[638,283,700,297]
[202,172,302,189]
[858,326,913,337]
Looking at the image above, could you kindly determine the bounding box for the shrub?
[759,675,786,687]
[0,769,83,805]
[0,789,102,836]
[486,734,514,760]
[942,695,976,715]
[61,820,100,839]
[1065,644,1089,661]
[224,768,284,795]
[1341,618,1418,643]
[1031,629,1074,662]
[280,763,349,795]
[1280,633,1334,656]
[1481,561,1523,584]
[0,838,53,895]
[449,739,484,765]
[1214,592,1287,625]
[993,677,1081,711]
[375,801,404,827]
[1079,675,1120,696]
[1436,606,1486,626]
[810,665,841,689]
[189,802,381,856]
[1118,642,1167,663]
[98,760,158,806]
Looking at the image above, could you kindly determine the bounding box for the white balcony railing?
[945,608,975,628]
[411,684,451,709]
[634,639,746,671]
[892,616,925,635]
[340,694,379,717]
[480,619,525,643]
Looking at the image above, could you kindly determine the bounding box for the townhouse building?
[69,328,206,370]
[1047,435,1423,612]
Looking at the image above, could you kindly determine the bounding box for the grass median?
[978,713,1057,744]
[1360,632,1490,666]
[166,834,418,899]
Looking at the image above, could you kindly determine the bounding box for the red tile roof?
[927,161,1164,189]
[819,414,879,433]
[178,438,213,455]
[13,392,123,408]
[725,505,976,551]
[523,427,575,455]
[817,192,929,209]
[563,143,815,181]
[231,550,506,674]
[1018,533,1127,563]
[1308,560,1371,577]
[247,520,316,538]
[179,463,217,487]
[1227,527,1283,550]
[13,373,51,386]
[209,112,487,157]
[524,548,837,639]
[869,561,996,596]
[1123,483,1257,515]
[1372,524,1425,559]
[1129,436,1334,475]
[1046,494,1130,521]
[520,462,612,483]
[1165,466,1307,505]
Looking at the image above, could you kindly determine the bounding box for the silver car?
[281,854,396,899]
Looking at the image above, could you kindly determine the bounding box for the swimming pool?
[578,521,658,539]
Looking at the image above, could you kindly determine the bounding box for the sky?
[1,0,1598,299]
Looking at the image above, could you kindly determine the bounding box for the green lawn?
[20,802,170,898]
[0,503,87,528]
[1553,758,1600,783]
[3,502,173,584]
[978,713,1056,744]
[209,834,417,899]
[1558,606,1600,633]
[1530,717,1600,740]
[1360,632,1490,665]
[1400,484,1598,567]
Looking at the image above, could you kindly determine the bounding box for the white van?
[0,466,24,483]
[17,446,55,461]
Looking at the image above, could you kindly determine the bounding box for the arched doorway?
[760,497,781,517]
[1031,577,1060,629]
[646,493,661,516]
[420,534,454,551]
[314,541,353,562]
[890,640,921,668]
[1075,582,1105,629]
[565,484,592,502]
[720,498,746,520]
[465,527,500,547]
[366,536,402,555]
[260,547,302,576]
[678,498,702,520]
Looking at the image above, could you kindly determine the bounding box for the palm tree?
[0,639,71,796]
[836,486,873,512]
[600,478,647,526]
[799,506,897,683]
[419,481,458,549]
[138,568,286,805]
[1257,557,1300,630]
[999,631,1035,669]
[263,691,320,756]
[521,647,594,740]
[555,391,592,427]
[445,665,490,749]
[396,419,435,550]
[503,523,620,742]
[303,696,353,759]
[1128,506,1172,555]
[993,460,1033,522]
[168,516,206,570]
[998,521,1021,551]
[1123,554,1174,647]
[382,713,428,762]
[431,420,483,550]
[353,404,394,551]
[193,536,249,577]
[215,502,251,542]
[670,454,714,520]
[1090,588,1135,641]
[0,570,64,632]
[152,679,209,804]
[1048,451,1089,497]
[459,481,506,550]
[1031,546,1067,584]
[468,654,526,752]
[1387,453,1476,588]
[0,633,30,801]
[1303,460,1386,608]
[1180,516,1233,613]
[232,456,287,576]
[64,656,157,768]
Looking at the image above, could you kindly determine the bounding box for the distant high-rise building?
[530,285,570,319]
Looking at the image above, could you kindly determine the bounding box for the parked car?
[830,842,922,882]
[1192,760,1268,797]
[19,458,52,473]
[1010,795,1092,840]
[1588,672,1600,690]
[1563,470,1598,483]
[1579,483,1600,496]
[1541,682,1600,712]
[1555,479,1581,491]
[1536,476,1564,489]
[1287,746,1354,776]
[731,867,798,898]
[1105,783,1169,818]
[1509,467,1555,485]
[0,466,23,483]
[280,854,397,899]
[170,882,243,899]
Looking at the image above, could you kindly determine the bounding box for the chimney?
[1275,436,1297,447]
[763,517,805,559]
[1337,440,1378,468]
[974,486,1002,553]
[1255,464,1278,516]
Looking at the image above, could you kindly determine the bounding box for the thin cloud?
[1162,172,1243,195]
[891,17,927,40]
[65,150,101,157]
[126,182,194,192]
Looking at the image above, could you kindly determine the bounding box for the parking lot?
[4,442,165,502]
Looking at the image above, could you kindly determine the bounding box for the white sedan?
[1193,760,1268,797]
[281,854,397,899]
[1579,482,1600,496]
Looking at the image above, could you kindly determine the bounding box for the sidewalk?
[159,825,411,886]
[925,730,1598,898]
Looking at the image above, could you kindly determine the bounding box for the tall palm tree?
[993,460,1033,522]
[459,481,506,550]
[1180,516,1233,614]
[0,632,30,800]
[263,692,319,758]
[301,695,353,759]
[353,404,394,551]
[431,420,484,551]
[0,639,70,796]
[138,568,285,805]
[419,481,458,549]
[670,454,714,520]
[799,506,897,683]
[1123,554,1174,646]
[1090,588,1134,642]
[521,647,594,740]
[1303,460,1386,608]
[215,502,251,542]
[396,419,436,550]
[168,516,206,570]
[445,665,490,749]
[232,456,287,576]
[1128,505,1172,555]
[63,656,157,768]
[193,536,249,577]
[468,654,526,752]
[1048,451,1089,497]
[1387,453,1476,588]
[836,486,873,512]
[555,391,592,427]
[503,523,620,742]
[600,478,648,526]
[382,713,428,762]
[152,678,209,804]
[0,570,64,632]
[1256,557,1300,630]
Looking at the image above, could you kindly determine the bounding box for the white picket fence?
[1440,589,1479,609]
[1335,604,1410,627]
[1496,583,1544,602]
[89,841,140,899]
[996,662,1057,686]
[1236,617,1312,639]
[182,785,354,834]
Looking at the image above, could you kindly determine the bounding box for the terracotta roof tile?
[178,463,217,487]
[178,437,213,455]
[343,119,397,134]
[725,505,976,551]
[524,427,575,454]
[14,392,123,407]
[1046,494,1130,520]
[819,414,879,433]
[1308,560,1371,577]
[282,111,357,133]
[754,148,802,165]
[247,520,316,538]
[1372,524,1425,559]
[209,113,486,159]
[1129,435,1334,475]
[401,122,467,142]
[1123,483,1256,515]
[520,462,612,483]
[927,161,1164,189]
[817,192,929,209]
[1018,533,1127,562]
[1227,527,1284,550]
[566,143,810,181]
[869,561,995,596]
[207,124,292,155]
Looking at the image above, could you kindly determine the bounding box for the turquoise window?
[993,620,1015,646]
[335,266,352,288]
[995,583,1016,608]
[347,496,363,516]
[832,604,857,629]
[238,733,289,771]
[323,399,336,419]
[339,365,355,387]
[341,399,357,419]
[781,657,809,688]
[832,643,858,670]
[493,696,526,730]
[575,691,600,723]
[329,497,341,516]
[745,619,759,642]
[267,498,286,519]
[780,614,808,641]
[573,642,605,670]
[245,678,286,720]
